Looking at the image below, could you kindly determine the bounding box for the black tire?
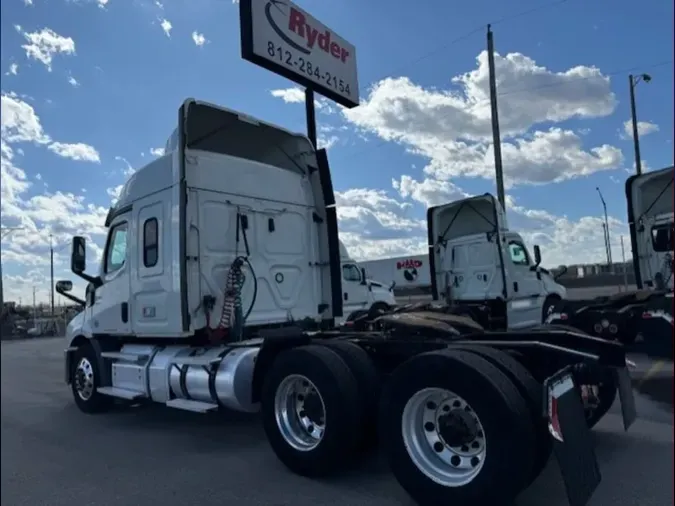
[541,296,561,324]
[380,349,537,505]
[71,344,113,414]
[321,340,381,449]
[368,301,390,318]
[450,345,552,487]
[261,344,362,477]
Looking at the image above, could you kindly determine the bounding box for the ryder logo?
[265,0,351,63]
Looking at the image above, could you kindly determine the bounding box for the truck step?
[165,398,218,413]
[171,356,221,367]
[97,386,146,400]
[100,351,148,362]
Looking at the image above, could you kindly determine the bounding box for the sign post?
[239,0,359,145]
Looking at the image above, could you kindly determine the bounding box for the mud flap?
[545,368,601,506]
[613,366,637,431]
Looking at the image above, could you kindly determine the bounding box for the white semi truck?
[337,241,396,321]
[361,194,568,330]
[58,99,637,506]
[547,166,674,358]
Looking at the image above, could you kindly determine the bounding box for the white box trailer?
[360,254,431,293]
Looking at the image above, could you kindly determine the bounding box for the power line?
[357,0,571,92]
[333,59,672,163]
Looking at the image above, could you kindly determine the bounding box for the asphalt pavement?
[1,337,673,506]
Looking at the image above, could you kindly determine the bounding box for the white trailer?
[58,99,637,506]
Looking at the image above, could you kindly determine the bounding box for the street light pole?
[628,73,652,175]
[50,233,55,317]
[596,187,612,267]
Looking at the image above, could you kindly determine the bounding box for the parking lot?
[1,337,672,506]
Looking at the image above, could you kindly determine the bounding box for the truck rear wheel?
[261,345,362,477]
[321,340,380,449]
[379,349,536,505]
[449,345,552,487]
[71,344,113,414]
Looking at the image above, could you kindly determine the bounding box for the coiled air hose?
[207,211,258,342]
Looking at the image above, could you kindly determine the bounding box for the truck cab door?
[91,217,132,335]
[341,263,368,314]
[503,236,544,328]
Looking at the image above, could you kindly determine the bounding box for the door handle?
[343,292,348,301]
[121,302,129,324]
[513,282,519,292]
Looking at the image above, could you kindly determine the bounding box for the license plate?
[544,368,601,506]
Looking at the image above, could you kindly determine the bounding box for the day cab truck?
[547,166,674,359]
[337,241,396,322]
[58,99,637,506]
[360,194,568,330]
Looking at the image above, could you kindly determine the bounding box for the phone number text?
[267,41,352,96]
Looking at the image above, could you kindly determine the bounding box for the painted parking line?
[638,360,666,387]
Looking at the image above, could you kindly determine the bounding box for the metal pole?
[305,88,317,148]
[487,25,506,211]
[50,234,55,317]
[629,75,642,175]
[620,235,628,291]
[596,187,612,267]
[601,222,610,266]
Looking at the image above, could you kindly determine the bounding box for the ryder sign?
[240,0,359,108]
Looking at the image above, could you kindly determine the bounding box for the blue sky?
[1,0,673,304]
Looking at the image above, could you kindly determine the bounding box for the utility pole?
[50,233,55,317]
[628,74,652,175]
[596,187,613,267]
[487,24,506,211]
[601,223,610,266]
[32,286,37,326]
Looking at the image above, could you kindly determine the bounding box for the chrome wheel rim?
[274,374,326,452]
[402,387,486,487]
[74,357,95,401]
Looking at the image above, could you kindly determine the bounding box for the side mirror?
[533,245,542,267]
[71,236,86,274]
[360,267,367,285]
[55,279,85,307]
[553,265,568,281]
[55,280,73,293]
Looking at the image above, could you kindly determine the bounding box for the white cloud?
[47,142,100,162]
[68,75,80,87]
[6,64,19,76]
[336,180,629,269]
[150,147,165,156]
[271,88,305,104]
[15,26,76,71]
[1,92,50,144]
[114,155,135,176]
[344,52,615,144]
[1,93,100,165]
[622,119,659,140]
[191,31,207,47]
[23,0,33,5]
[270,87,336,114]
[160,18,172,38]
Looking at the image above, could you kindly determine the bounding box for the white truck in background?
[361,194,568,330]
[338,241,396,321]
[546,165,674,357]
